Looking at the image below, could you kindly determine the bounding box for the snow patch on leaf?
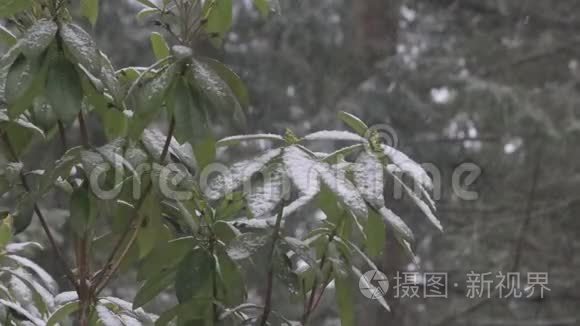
[318,163,368,218]
[206,148,281,200]
[353,151,385,208]
[246,164,287,218]
[378,207,414,243]
[283,146,320,196]
[303,130,365,142]
[381,144,433,190]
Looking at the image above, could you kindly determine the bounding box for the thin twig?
[1,133,78,290]
[258,201,285,326]
[92,117,176,294]
[77,111,90,149]
[301,229,336,325]
[57,120,68,151]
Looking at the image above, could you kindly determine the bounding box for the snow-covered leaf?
[351,266,390,312]
[381,144,432,190]
[96,304,123,326]
[0,299,44,325]
[283,146,320,196]
[353,151,384,208]
[226,232,270,260]
[303,130,365,143]
[377,207,414,243]
[19,19,58,58]
[216,134,284,147]
[206,148,281,200]
[388,170,442,231]
[59,23,101,75]
[46,301,80,326]
[246,164,286,218]
[7,255,57,294]
[54,291,78,306]
[318,163,368,218]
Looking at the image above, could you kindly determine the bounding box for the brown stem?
[92,117,176,294]
[301,230,336,325]
[259,202,285,326]
[77,111,90,149]
[57,120,68,151]
[1,133,78,290]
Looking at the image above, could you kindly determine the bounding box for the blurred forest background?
[3,0,580,325]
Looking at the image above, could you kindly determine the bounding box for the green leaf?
[5,54,43,118]
[131,64,177,139]
[202,58,249,108]
[81,0,100,26]
[175,248,212,303]
[150,32,170,60]
[0,0,33,18]
[215,248,246,305]
[188,58,246,129]
[155,299,210,326]
[226,232,270,260]
[338,111,368,136]
[134,267,176,309]
[137,7,160,21]
[365,209,385,258]
[20,19,58,58]
[334,269,355,326]
[70,187,93,236]
[0,25,17,47]
[46,56,83,122]
[137,0,159,8]
[252,0,281,17]
[138,236,195,281]
[136,192,162,258]
[203,0,233,43]
[101,109,128,140]
[39,146,81,194]
[59,23,101,75]
[0,214,12,248]
[170,78,215,169]
[46,301,80,326]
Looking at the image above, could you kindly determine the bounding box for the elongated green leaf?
[202,58,249,108]
[6,54,42,117]
[136,192,162,258]
[20,19,58,58]
[150,32,170,60]
[0,214,12,248]
[138,236,195,281]
[137,7,159,21]
[69,187,93,236]
[175,248,212,303]
[188,58,246,128]
[0,0,33,18]
[59,23,101,75]
[215,248,246,305]
[203,0,233,43]
[170,78,215,169]
[365,210,385,258]
[335,269,355,326]
[338,111,368,136]
[81,0,100,26]
[134,267,176,309]
[46,56,83,122]
[137,0,158,8]
[46,301,80,326]
[0,25,16,47]
[318,162,368,219]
